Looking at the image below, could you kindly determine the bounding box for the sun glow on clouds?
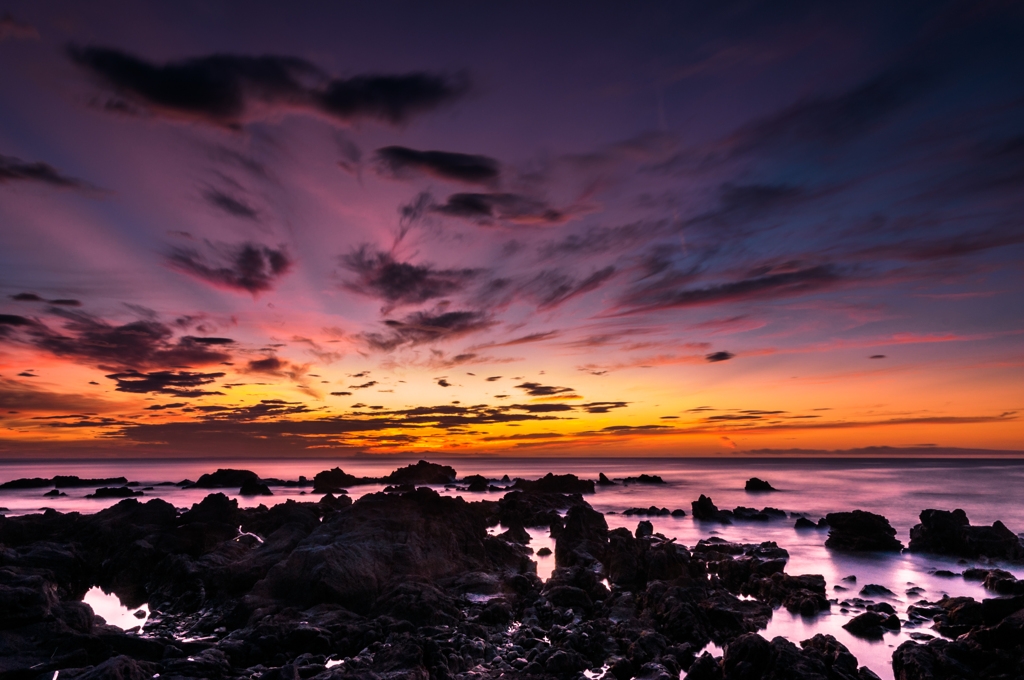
[0,3,1022,457]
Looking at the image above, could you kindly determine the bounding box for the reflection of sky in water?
[83,586,149,631]
[7,458,1024,680]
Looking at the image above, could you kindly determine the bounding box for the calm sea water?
[4,457,1023,680]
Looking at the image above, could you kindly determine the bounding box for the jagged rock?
[909,508,1024,560]
[554,504,608,567]
[825,511,903,552]
[692,495,733,524]
[598,472,617,486]
[842,611,897,638]
[384,460,457,485]
[623,474,666,484]
[512,472,595,494]
[312,467,361,492]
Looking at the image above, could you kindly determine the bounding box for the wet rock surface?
[825,511,904,552]
[2,463,1023,680]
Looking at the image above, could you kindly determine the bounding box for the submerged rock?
[692,495,733,524]
[239,479,273,496]
[86,486,143,499]
[825,510,903,552]
[623,474,666,484]
[383,460,457,485]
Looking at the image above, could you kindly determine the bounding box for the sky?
[0,1,1022,459]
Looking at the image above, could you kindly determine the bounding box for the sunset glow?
[1,3,1021,458]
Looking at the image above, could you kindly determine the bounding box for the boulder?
[383,460,457,485]
[825,510,903,552]
[623,474,666,484]
[312,467,361,492]
[598,472,617,486]
[86,486,143,499]
[192,468,260,489]
[744,478,776,492]
[908,508,1024,560]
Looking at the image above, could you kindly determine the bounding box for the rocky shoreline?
[1,461,1023,680]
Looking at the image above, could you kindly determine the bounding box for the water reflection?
[83,586,150,631]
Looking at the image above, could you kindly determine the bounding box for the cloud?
[432,192,575,225]
[436,378,451,387]
[870,354,886,359]
[486,376,501,381]
[330,391,352,396]
[68,46,467,129]
[0,378,124,414]
[182,336,235,345]
[579,401,629,414]
[0,154,93,190]
[614,264,842,316]
[242,356,309,381]
[9,294,83,307]
[105,369,226,397]
[0,314,34,336]
[375,146,499,184]
[362,309,494,351]
[166,241,293,294]
[348,381,378,389]
[10,293,43,302]
[514,381,576,397]
[144,402,185,410]
[705,351,735,362]
[2,309,232,369]
[340,246,479,309]
[204,188,259,220]
[0,13,39,41]
[477,267,617,312]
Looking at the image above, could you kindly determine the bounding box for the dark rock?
[0,477,52,489]
[239,479,273,496]
[54,475,130,488]
[672,509,686,517]
[859,583,897,598]
[598,472,617,486]
[384,460,457,485]
[794,517,818,530]
[636,520,654,538]
[536,546,552,556]
[312,466,361,492]
[554,504,608,567]
[193,468,260,489]
[908,508,1024,560]
[842,611,892,638]
[685,652,723,680]
[825,510,903,552]
[463,475,489,492]
[744,478,775,492]
[512,472,595,494]
[623,474,666,484]
[43,489,67,497]
[692,495,733,524]
[75,654,154,680]
[87,486,144,498]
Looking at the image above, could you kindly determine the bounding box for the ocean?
[2,457,1023,680]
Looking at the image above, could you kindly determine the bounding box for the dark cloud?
[69,46,467,128]
[349,381,378,389]
[204,188,259,220]
[539,220,671,260]
[166,242,293,294]
[852,227,1024,262]
[508,403,574,413]
[0,154,92,190]
[486,376,501,381]
[105,369,225,397]
[579,401,629,414]
[375,146,499,184]
[522,268,617,311]
[615,264,842,315]
[0,314,34,331]
[688,183,807,228]
[705,351,735,362]
[198,399,312,421]
[17,371,36,377]
[10,293,43,302]
[514,381,576,397]
[362,310,493,351]
[144,402,186,410]
[340,246,479,309]
[870,354,887,359]
[330,391,353,396]
[182,336,235,345]
[432,192,571,225]
[0,13,39,40]
[48,299,82,307]
[436,378,451,387]
[242,356,309,381]
[3,309,232,369]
